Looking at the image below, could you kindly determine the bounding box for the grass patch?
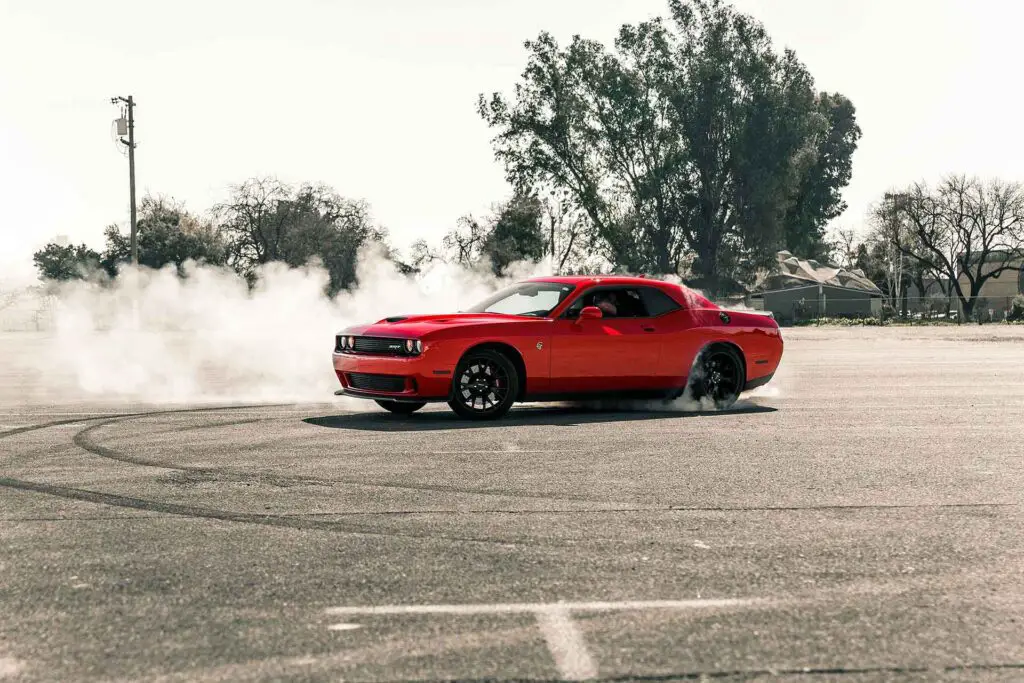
[786,317,1024,327]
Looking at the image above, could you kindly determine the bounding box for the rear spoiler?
[721,308,775,320]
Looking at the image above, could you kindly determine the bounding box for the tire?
[685,345,744,409]
[447,349,520,420]
[375,400,427,415]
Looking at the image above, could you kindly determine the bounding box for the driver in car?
[594,291,618,317]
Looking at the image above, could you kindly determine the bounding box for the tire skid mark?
[75,416,620,504]
[0,476,535,546]
[0,405,292,441]
[74,421,335,489]
[162,417,266,433]
[0,405,543,546]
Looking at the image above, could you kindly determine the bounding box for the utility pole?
[112,95,138,265]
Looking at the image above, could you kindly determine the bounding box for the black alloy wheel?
[374,400,427,415]
[448,349,519,420]
[687,346,744,409]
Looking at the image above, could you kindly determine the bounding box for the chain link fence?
[0,288,56,332]
[764,294,1024,325]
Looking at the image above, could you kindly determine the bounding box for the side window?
[564,287,650,318]
[639,287,683,317]
[613,288,647,317]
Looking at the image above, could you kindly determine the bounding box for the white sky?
[2,0,1023,284]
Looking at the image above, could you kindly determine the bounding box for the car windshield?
[464,282,576,317]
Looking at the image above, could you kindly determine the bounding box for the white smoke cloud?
[3,246,549,407]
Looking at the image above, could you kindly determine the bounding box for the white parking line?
[324,598,755,616]
[327,623,362,631]
[535,607,597,680]
[324,598,762,680]
[0,657,24,679]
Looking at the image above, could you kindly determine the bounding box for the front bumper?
[333,388,449,403]
[332,351,454,401]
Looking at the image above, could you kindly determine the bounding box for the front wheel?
[448,349,519,420]
[686,345,744,409]
[375,400,427,415]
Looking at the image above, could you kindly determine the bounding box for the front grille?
[355,337,406,354]
[347,372,407,393]
[336,336,410,356]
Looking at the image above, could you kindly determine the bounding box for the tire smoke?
[3,246,546,407]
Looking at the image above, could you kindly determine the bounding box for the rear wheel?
[374,400,426,415]
[448,349,519,420]
[686,345,744,409]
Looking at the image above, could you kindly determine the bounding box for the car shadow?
[303,400,777,432]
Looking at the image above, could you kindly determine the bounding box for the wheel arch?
[698,340,748,384]
[458,341,528,400]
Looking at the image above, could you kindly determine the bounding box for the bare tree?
[406,239,444,271]
[540,189,589,274]
[213,176,384,294]
[442,214,490,268]
[868,197,911,316]
[828,226,860,270]
[884,176,1024,319]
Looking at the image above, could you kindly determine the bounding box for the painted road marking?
[324,598,762,680]
[324,598,755,616]
[0,657,24,679]
[535,606,597,680]
[327,623,362,631]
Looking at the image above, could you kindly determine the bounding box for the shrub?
[1008,295,1024,322]
[792,316,885,327]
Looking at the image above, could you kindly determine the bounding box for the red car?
[332,276,783,420]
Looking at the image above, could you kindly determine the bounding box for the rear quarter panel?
[667,308,783,386]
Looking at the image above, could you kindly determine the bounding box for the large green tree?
[478,0,860,291]
[784,93,861,260]
[102,195,228,276]
[32,243,103,282]
[443,194,547,276]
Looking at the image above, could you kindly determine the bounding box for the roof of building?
[754,251,882,295]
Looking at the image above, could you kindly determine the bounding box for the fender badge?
[719,312,731,324]
[536,342,544,350]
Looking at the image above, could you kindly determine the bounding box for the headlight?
[405,339,415,353]
[347,336,355,349]
[414,340,423,353]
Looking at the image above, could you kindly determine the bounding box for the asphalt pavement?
[1,326,1022,682]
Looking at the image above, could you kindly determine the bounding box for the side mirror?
[577,306,603,323]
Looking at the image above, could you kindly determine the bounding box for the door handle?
[642,326,656,332]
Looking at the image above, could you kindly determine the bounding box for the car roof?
[524,275,714,306]
[526,275,678,289]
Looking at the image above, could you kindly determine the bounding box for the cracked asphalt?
[1,326,1022,682]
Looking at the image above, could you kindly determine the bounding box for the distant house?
[950,250,1024,320]
[750,251,883,323]
[956,250,1024,301]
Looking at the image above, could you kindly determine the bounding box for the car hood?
[340,312,544,337]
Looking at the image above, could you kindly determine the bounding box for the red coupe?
[332,276,783,420]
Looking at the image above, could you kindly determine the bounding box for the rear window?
[639,287,683,316]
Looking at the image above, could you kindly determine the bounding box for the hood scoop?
[382,315,409,323]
